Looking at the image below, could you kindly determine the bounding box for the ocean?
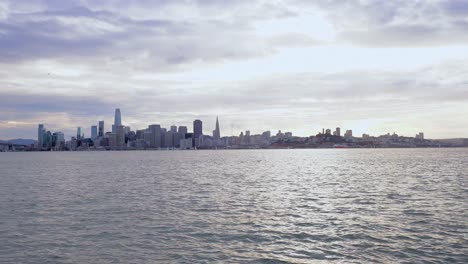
[0,149,467,263]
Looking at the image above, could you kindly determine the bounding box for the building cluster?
[37,109,227,151]
[26,108,465,152]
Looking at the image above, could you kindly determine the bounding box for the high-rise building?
[170,125,177,133]
[52,132,65,150]
[178,126,188,136]
[345,130,353,139]
[77,127,82,140]
[136,129,145,140]
[114,108,122,126]
[163,131,173,148]
[98,121,104,137]
[38,124,45,149]
[213,116,220,140]
[177,126,187,148]
[115,125,125,147]
[148,124,162,148]
[193,120,203,140]
[45,131,52,150]
[91,126,98,140]
[124,126,131,135]
[335,127,341,137]
[113,108,122,133]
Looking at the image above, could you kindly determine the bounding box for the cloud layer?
[0,0,467,139]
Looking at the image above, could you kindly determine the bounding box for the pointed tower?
[213,116,220,140]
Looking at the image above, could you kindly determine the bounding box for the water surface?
[0,149,467,263]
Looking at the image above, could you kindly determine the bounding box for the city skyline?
[31,107,452,152]
[1,1,468,140]
[30,107,433,142]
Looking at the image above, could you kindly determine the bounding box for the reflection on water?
[0,149,467,263]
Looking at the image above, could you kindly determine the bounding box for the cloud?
[0,1,309,67]
[1,59,467,139]
[307,0,468,46]
[0,0,467,139]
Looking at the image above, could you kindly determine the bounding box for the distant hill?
[7,139,36,145]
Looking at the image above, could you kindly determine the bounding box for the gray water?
[0,149,467,263]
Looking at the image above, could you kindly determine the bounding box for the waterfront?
[0,149,467,263]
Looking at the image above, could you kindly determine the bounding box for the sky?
[1,0,468,140]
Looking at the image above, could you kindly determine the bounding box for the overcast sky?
[1,0,467,139]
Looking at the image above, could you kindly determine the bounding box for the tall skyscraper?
[77,127,82,140]
[38,124,45,149]
[193,119,203,140]
[148,124,162,148]
[170,125,177,133]
[115,108,122,126]
[113,108,122,133]
[91,126,98,140]
[213,116,220,140]
[98,121,104,137]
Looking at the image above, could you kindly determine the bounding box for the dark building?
[148,124,162,148]
[178,126,188,136]
[98,121,104,137]
[193,119,203,140]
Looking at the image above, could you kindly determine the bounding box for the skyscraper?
[38,124,45,149]
[335,127,341,137]
[178,126,188,136]
[113,108,122,133]
[115,108,122,126]
[193,119,203,140]
[115,125,125,147]
[213,116,220,140]
[77,127,82,140]
[148,124,162,148]
[98,121,104,137]
[91,126,98,140]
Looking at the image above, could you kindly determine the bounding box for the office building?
[193,119,203,140]
[163,131,173,148]
[91,125,98,140]
[116,125,125,147]
[98,121,104,137]
[77,127,82,140]
[148,124,162,148]
[178,126,187,136]
[345,130,353,139]
[335,127,341,137]
[37,124,45,149]
[113,108,122,133]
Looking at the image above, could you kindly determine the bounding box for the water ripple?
[0,149,467,263]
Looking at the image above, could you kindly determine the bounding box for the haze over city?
[1,0,468,140]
